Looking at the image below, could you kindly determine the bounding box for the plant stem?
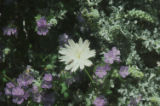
[3,74,16,85]
[3,74,13,81]
[84,69,94,84]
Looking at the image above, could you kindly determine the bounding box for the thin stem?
[3,74,17,85]
[3,74,13,81]
[84,69,94,84]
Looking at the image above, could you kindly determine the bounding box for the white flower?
[59,38,96,72]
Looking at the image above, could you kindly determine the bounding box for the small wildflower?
[43,74,53,82]
[12,87,25,104]
[95,64,111,78]
[104,47,120,64]
[17,72,34,87]
[119,66,129,78]
[36,17,50,36]
[3,27,17,36]
[4,82,15,95]
[93,96,107,106]
[41,73,53,89]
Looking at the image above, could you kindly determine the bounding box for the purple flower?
[93,96,107,106]
[37,17,50,36]
[12,87,25,104]
[42,92,55,106]
[17,72,34,87]
[95,64,111,78]
[104,47,120,64]
[12,96,24,104]
[43,74,53,82]
[111,47,120,62]
[31,85,42,103]
[119,66,129,78]
[41,73,53,89]
[41,81,52,89]
[4,82,15,95]
[12,87,24,96]
[33,93,42,103]
[23,90,30,100]
[31,85,39,94]
[59,33,69,46]
[3,27,17,36]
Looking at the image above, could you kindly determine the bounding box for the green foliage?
[126,9,155,23]
[129,65,144,78]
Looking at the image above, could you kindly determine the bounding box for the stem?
[84,69,94,84]
[3,74,17,85]
[3,74,13,81]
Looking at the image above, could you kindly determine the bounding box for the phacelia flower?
[59,38,96,72]
[37,17,50,36]
[41,73,53,89]
[4,82,15,95]
[17,72,34,87]
[104,47,120,64]
[95,64,111,78]
[43,74,53,82]
[33,93,42,103]
[41,81,52,89]
[12,87,25,104]
[3,27,17,36]
[93,96,107,106]
[119,66,129,78]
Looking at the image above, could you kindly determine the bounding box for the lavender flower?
[95,64,111,78]
[93,96,107,106]
[41,81,52,89]
[59,33,69,46]
[3,27,17,36]
[37,17,50,36]
[31,85,39,94]
[31,85,42,103]
[41,73,53,89]
[17,72,34,87]
[33,93,42,103]
[119,66,129,78]
[4,82,15,95]
[12,87,25,104]
[43,74,53,82]
[104,47,120,64]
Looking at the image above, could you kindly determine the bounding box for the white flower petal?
[59,38,96,72]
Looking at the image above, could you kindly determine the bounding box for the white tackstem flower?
[59,38,96,72]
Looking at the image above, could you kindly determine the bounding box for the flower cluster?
[93,96,107,106]
[4,72,34,104]
[3,27,17,36]
[4,71,54,105]
[104,47,120,64]
[95,64,111,78]
[119,66,129,78]
[41,73,53,89]
[36,17,50,36]
[95,47,129,78]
